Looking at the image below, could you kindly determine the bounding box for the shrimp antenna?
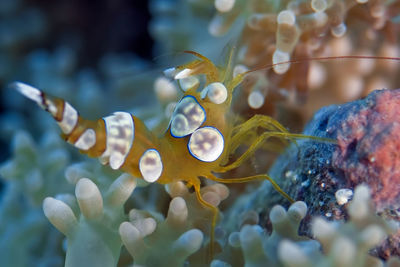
[183,50,214,65]
[243,55,400,76]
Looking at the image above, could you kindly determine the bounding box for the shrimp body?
[12,51,301,255]
[12,52,238,186]
[114,90,233,187]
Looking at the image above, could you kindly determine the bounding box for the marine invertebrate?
[0,130,71,266]
[43,174,136,267]
[213,185,398,266]
[224,200,315,266]
[13,50,323,256]
[153,0,399,132]
[120,181,230,265]
[41,171,230,266]
[3,1,400,266]
[0,130,71,205]
[279,185,398,267]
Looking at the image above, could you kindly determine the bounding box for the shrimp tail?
[11,82,134,170]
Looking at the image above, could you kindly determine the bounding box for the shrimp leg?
[219,131,310,173]
[192,182,219,262]
[228,115,292,153]
[205,174,294,203]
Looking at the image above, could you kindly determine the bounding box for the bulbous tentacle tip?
[278,240,310,267]
[75,178,104,220]
[173,229,204,256]
[42,197,77,236]
[166,197,188,226]
[106,173,137,207]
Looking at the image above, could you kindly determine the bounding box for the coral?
[43,175,136,267]
[213,185,398,267]
[221,201,317,267]
[41,170,399,267]
[120,195,204,266]
[0,130,71,266]
[157,0,400,132]
[0,130,71,205]
[149,0,235,62]
[42,175,230,266]
[277,185,398,267]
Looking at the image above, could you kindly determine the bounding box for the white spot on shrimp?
[205,82,228,104]
[171,114,189,135]
[12,82,58,116]
[188,126,224,162]
[58,102,78,134]
[12,82,43,106]
[139,149,163,183]
[170,96,206,137]
[100,112,134,170]
[74,128,96,150]
[174,68,193,79]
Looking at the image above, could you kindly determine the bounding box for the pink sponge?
[333,89,400,212]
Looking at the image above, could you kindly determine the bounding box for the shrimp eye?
[170,96,206,138]
[202,82,228,104]
[139,149,163,183]
[188,126,224,162]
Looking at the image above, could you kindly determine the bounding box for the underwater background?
[1,0,400,266]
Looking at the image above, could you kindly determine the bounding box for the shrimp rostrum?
[11,50,320,253]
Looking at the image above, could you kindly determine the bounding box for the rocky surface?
[226,89,400,259]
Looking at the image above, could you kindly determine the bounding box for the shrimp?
[11,49,343,256]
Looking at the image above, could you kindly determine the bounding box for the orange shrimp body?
[12,50,303,254]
